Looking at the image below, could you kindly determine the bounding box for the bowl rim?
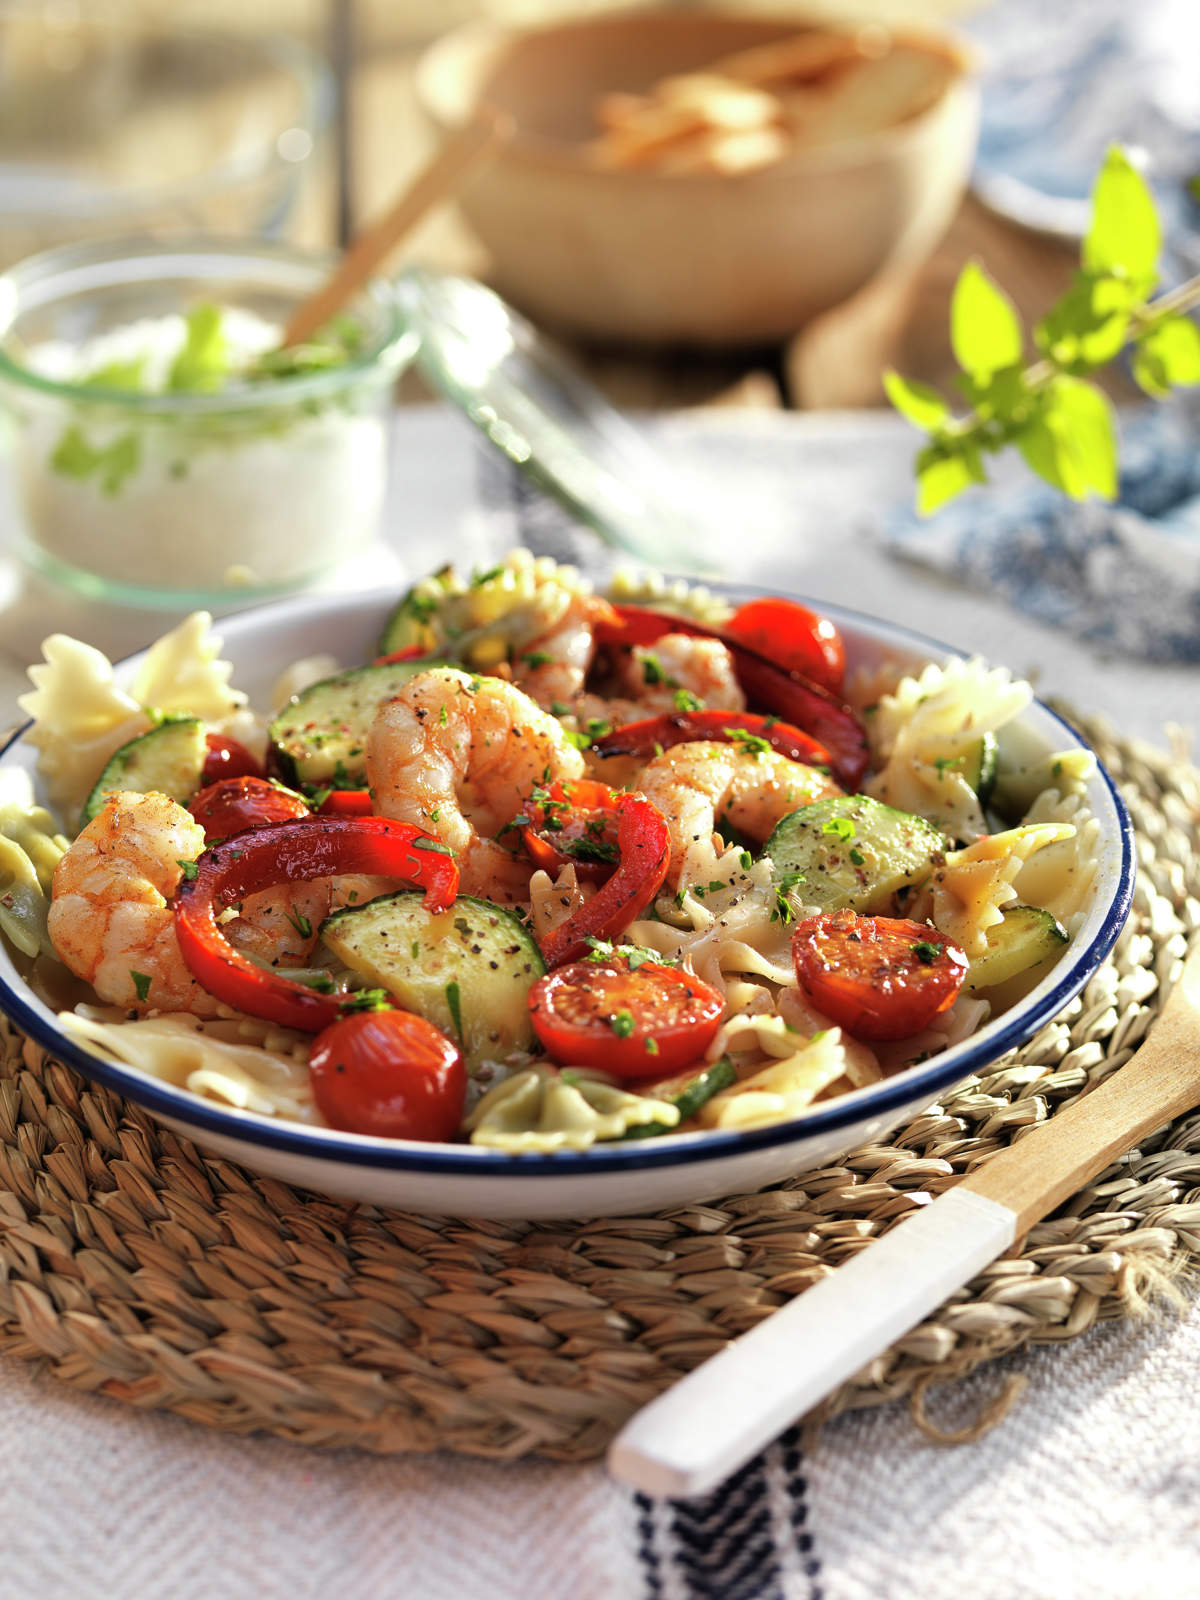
[414,9,978,180]
[0,235,418,413]
[0,583,1137,1179]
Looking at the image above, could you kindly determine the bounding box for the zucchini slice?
[268,658,435,788]
[619,1057,738,1140]
[320,891,544,1073]
[83,717,207,824]
[962,905,1069,993]
[765,794,945,915]
[952,732,999,808]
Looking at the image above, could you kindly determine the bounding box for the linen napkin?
[883,402,1200,663]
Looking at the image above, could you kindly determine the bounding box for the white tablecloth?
[0,405,1196,1600]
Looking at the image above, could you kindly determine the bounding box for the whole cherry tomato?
[726,598,846,696]
[309,1009,465,1140]
[188,776,310,842]
[529,954,724,1079]
[791,911,968,1041]
[200,734,266,786]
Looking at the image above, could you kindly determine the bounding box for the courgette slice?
[619,1057,738,1140]
[765,794,945,915]
[319,891,544,1074]
[268,657,436,788]
[83,717,207,825]
[951,732,998,807]
[962,904,1069,993]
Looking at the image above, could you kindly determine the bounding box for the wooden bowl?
[414,9,979,347]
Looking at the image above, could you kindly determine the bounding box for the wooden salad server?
[608,937,1200,1499]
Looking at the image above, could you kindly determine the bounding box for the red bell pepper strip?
[373,644,427,666]
[595,605,869,789]
[317,789,375,817]
[590,709,835,771]
[537,793,670,969]
[519,777,623,883]
[174,816,459,1032]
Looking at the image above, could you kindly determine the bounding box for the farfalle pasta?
[0,549,1106,1151]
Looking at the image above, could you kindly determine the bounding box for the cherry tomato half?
[726,598,846,696]
[188,776,310,842]
[791,911,968,1042]
[529,955,724,1079]
[308,1009,465,1140]
[200,734,266,786]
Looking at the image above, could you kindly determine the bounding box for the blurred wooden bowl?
[414,9,979,347]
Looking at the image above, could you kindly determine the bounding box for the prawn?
[49,791,225,1016]
[618,634,745,714]
[366,667,586,901]
[49,790,327,1015]
[511,593,615,708]
[636,740,841,886]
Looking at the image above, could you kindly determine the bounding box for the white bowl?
[0,586,1135,1219]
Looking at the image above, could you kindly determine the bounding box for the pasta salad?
[0,549,1100,1153]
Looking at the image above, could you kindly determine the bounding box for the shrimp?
[366,667,586,901]
[636,740,841,886]
[48,791,225,1016]
[619,634,745,714]
[511,593,613,708]
[49,790,328,1015]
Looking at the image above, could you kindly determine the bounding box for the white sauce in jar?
[11,311,389,599]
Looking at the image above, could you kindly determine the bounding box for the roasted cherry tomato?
[200,734,266,786]
[308,1009,465,1140]
[189,776,310,842]
[790,911,968,1042]
[726,598,845,696]
[520,777,622,883]
[529,955,724,1079]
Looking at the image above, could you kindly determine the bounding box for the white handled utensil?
[609,939,1200,1499]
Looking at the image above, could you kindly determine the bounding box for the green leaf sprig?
[887,147,1200,515]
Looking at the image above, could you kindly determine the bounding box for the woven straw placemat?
[0,709,1195,1462]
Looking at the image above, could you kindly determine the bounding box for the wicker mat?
[0,709,1196,1463]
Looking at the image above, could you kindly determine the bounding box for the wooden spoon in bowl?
[609,934,1200,1498]
[281,106,512,349]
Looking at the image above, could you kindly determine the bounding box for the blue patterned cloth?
[884,405,1200,663]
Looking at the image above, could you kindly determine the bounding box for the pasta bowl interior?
[0,566,1134,1220]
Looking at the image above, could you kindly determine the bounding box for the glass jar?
[0,236,417,607]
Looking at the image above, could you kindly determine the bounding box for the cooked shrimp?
[366,667,586,901]
[49,790,330,1014]
[48,791,224,1016]
[224,880,331,968]
[511,593,612,708]
[637,740,841,885]
[619,634,745,714]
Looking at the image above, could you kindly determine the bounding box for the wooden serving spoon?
[609,936,1200,1499]
[280,107,512,349]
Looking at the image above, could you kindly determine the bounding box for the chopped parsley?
[283,907,313,939]
[130,970,152,1003]
[641,654,668,686]
[673,688,704,712]
[822,816,857,841]
[176,859,199,881]
[912,940,942,964]
[444,979,464,1039]
[727,728,771,758]
[521,650,553,668]
[610,1008,636,1038]
[848,847,865,867]
[339,988,392,1014]
[412,837,455,855]
[564,836,619,865]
